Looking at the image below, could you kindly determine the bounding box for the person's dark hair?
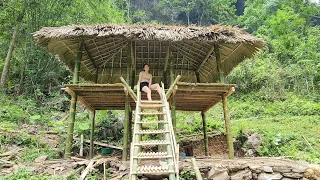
[143,63,149,71]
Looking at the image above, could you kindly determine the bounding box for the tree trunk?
[0,11,25,88]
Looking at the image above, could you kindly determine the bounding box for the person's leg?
[142,86,152,101]
[150,83,162,98]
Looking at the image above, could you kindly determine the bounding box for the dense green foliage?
[0,1,320,178]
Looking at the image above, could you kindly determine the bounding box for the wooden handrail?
[120,77,137,101]
[166,75,181,99]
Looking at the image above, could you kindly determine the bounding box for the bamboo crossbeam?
[166,75,181,99]
[197,46,215,73]
[63,83,123,87]
[74,137,123,150]
[120,77,137,101]
[177,82,236,87]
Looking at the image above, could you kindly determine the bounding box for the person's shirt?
[139,71,152,83]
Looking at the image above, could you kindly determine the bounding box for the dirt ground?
[179,133,229,158]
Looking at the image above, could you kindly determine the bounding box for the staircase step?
[141,100,162,104]
[140,104,164,109]
[133,152,171,159]
[135,140,170,146]
[136,120,167,124]
[136,129,168,134]
[132,165,175,174]
[138,111,164,115]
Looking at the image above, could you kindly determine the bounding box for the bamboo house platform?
[34,24,264,160]
[63,82,235,112]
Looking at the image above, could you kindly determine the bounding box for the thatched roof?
[34,24,264,83]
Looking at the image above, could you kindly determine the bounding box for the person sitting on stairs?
[138,63,162,101]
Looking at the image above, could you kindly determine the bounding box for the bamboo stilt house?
[33,24,264,159]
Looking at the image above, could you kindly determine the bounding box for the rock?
[247,133,262,149]
[249,165,261,173]
[258,172,282,180]
[34,155,48,163]
[281,178,295,180]
[259,166,273,173]
[252,172,258,180]
[291,165,307,173]
[272,166,292,173]
[208,170,230,180]
[230,169,252,180]
[282,172,303,179]
[119,164,127,171]
[245,149,257,157]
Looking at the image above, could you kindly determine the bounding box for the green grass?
[232,115,320,163]
[175,93,320,163]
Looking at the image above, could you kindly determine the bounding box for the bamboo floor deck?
[62,82,235,112]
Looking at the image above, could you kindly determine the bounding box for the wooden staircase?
[129,84,179,180]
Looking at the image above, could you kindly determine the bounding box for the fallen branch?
[0,147,23,158]
[74,137,123,150]
[80,160,95,180]
[0,158,15,165]
[71,156,87,162]
[302,136,316,152]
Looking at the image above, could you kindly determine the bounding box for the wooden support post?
[222,95,234,159]
[65,41,83,158]
[164,43,170,89]
[89,110,96,159]
[122,42,132,161]
[169,57,176,134]
[129,43,135,150]
[95,68,99,83]
[128,107,133,151]
[214,44,224,83]
[80,134,84,156]
[201,112,209,156]
[196,72,200,83]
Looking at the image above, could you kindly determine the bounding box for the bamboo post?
[122,42,132,161]
[80,134,84,156]
[89,110,96,159]
[128,108,133,150]
[201,112,209,156]
[95,68,99,83]
[65,42,83,158]
[129,45,135,152]
[169,57,177,134]
[196,72,200,83]
[222,95,234,159]
[191,158,203,180]
[214,44,224,83]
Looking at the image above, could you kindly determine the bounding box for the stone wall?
[179,157,320,180]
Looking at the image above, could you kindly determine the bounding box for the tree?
[0,1,24,88]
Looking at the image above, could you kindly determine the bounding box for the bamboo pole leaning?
[120,77,137,101]
[166,75,181,99]
[191,158,203,180]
